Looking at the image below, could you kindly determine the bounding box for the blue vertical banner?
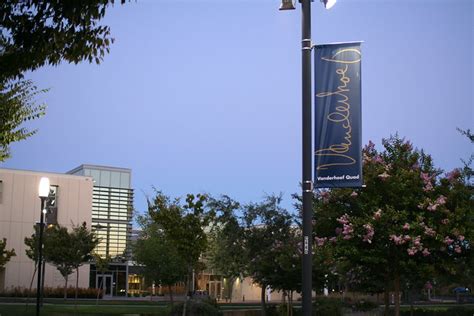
[314,42,363,188]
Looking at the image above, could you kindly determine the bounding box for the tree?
[0,0,128,161]
[242,194,295,315]
[43,223,97,300]
[0,238,15,268]
[313,136,473,316]
[133,214,186,305]
[43,225,74,299]
[148,191,212,294]
[70,222,98,302]
[24,229,43,303]
[0,0,128,81]
[0,79,46,162]
[208,196,246,302]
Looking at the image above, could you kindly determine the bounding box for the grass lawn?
[0,304,170,316]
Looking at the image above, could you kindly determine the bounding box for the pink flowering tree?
[312,136,472,316]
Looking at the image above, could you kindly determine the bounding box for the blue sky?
[2,0,473,215]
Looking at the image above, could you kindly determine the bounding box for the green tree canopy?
[0,0,128,81]
[43,223,97,299]
[242,194,295,310]
[0,79,46,161]
[312,135,473,316]
[134,213,186,304]
[143,190,214,298]
[0,238,15,269]
[207,195,246,301]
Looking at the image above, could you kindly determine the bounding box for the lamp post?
[279,0,336,315]
[37,177,50,316]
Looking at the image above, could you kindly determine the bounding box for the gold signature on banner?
[315,48,361,170]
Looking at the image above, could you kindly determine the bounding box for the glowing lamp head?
[321,0,337,9]
[38,177,50,198]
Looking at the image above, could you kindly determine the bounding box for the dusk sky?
[2,0,472,215]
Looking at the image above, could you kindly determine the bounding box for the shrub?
[0,286,101,299]
[292,298,343,316]
[170,298,222,316]
[399,307,474,316]
[353,300,379,312]
[313,297,343,316]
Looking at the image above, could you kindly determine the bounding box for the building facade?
[67,165,134,297]
[0,168,93,291]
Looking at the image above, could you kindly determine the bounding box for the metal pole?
[36,197,46,316]
[301,0,313,315]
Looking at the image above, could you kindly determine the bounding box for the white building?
[0,168,93,291]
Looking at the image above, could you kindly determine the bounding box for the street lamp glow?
[38,177,50,198]
[321,0,337,9]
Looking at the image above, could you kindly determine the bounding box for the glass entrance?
[97,274,113,298]
[208,281,222,300]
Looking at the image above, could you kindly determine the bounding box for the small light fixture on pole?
[321,0,337,9]
[279,0,295,11]
[36,177,50,316]
[279,0,336,315]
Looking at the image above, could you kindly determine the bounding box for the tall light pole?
[37,177,50,316]
[279,0,336,315]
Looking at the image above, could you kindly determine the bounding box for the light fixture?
[279,0,295,11]
[38,177,50,198]
[321,0,337,9]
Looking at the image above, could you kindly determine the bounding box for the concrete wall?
[228,277,302,303]
[0,168,93,291]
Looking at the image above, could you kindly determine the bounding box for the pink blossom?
[364,140,375,152]
[363,153,371,163]
[373,155,384,164]
[421,172,434,192]
[343,223,354,236]
[445,169,461,183]
[335,227,343,235]
[435,195,447,205]
[418,203,425,209]
[424,227,436,237]
[411,162,420,170]
[343,234,353,240]
[427,203,438,212]
[378,172,390,180]
[441,218,449,225]
[420,172,431,183]
[407,247,417,256]
[424,183,434,192]
[403,223,410,230]
[350,191,358,197]
[458,235,465,241]
[413,236,422,248]
[403,235,412,242]
[315,237,327,247]
[373,209,382,220]
[454,246,462,253]
[363,224,374,243]
[444,236,454,245]
[329,237,337,243]
[422,248,431,256]
[390,234,405,245]
[337,214,350,225]
[320,191,330,203]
